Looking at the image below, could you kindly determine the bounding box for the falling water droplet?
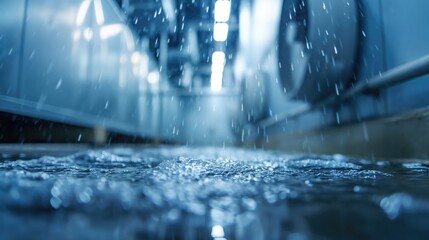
[29,50,36,60]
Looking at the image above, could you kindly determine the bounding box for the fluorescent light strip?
[213,22,229,42]
[76,0,91,26]
[214,0,231,22]
[94,0,105,25]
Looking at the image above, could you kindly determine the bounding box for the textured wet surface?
[1,146,429,239]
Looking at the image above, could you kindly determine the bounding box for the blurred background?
[2,2,429,239]
[1,0,429,159]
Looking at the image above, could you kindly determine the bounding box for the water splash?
[0,147,429,239]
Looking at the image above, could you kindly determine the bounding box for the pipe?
[259,53,429,128]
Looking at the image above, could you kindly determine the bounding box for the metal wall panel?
[381,0,429,68]
[86,0,140,125]
[0,0,154,138]
[0,0,25,97]
[20,0,92,110]
[355,0,385,81]
[381,0,429,115]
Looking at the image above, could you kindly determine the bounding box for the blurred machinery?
[0,0,240,145]
[1,0,429,158]
[0,0,153,140]
[249,0,429,158]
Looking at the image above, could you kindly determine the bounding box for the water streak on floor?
[1,147,429,239]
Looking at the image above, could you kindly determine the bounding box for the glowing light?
[72,30,81,42]
[211,225,225,238]
[76,0,91,26]
[211,51,225,73]
[211,72,223,92]
[131,52,141,64]
[214,0,231,22]
[100,24,123,39]
[83,28,93,41]
[211,51,225,92]
[148,71,160,85]
[213,23,229,42]
[94,0,105,25]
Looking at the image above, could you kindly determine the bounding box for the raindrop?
[380,193,413,220]
[55,78,62,89]
[50,197,61,209]
[362,30,366,38]
[374,44,380,51]
[77,134,82,142]
[29,50,36,60]
[362,123,369,141]
[353,186,361,192]
[168,209,180,221]
[78,187,93,203]
[46,62,54,74]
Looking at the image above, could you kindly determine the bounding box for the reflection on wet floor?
[1,146,429,239]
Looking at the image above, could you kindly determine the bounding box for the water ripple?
[0,147,429,239]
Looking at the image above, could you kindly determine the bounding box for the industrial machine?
[1,0,429,158]
[2,1,429,239]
